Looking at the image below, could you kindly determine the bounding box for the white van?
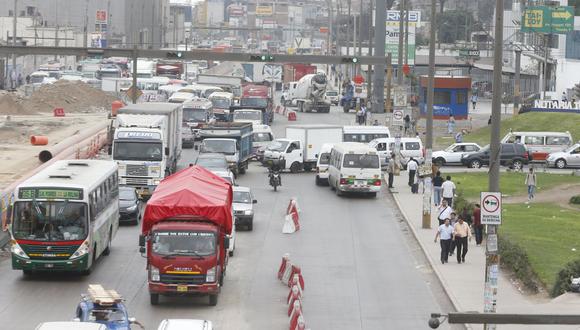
[501,131,572,161]
[315,143,334,185]
[328,142,382,197]
[369,137,425,168]
[36,322,107,330]
[233,109,263,126]
[343,126,390,143]
[252,124,274,155]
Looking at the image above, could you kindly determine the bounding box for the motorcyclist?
[268,162,282,186]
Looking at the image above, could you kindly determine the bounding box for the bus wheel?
[22,269,33,276]
[103,228,112,256]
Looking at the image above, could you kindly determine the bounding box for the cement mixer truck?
[291,73,331,113]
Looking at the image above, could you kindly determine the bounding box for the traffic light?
[341,57,359,64]
[166,52,182,59]
[250,54,275,62]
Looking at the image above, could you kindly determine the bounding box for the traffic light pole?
[132,46,138,104]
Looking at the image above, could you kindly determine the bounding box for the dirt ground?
[0,113,109,188]
[503,183,580,210]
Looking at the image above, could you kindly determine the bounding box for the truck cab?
[263,139,303,172]
[198,123,253,175]
[208,92,234,122]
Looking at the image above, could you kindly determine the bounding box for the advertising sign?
[256,5,273,16]
[96,10,107,23]
[385,16,417,65]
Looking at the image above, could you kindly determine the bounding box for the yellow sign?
[125,85,143,100]
[523,9,544,28]
[553,11,572,20]
[256,5,273,16]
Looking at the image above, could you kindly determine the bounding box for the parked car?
[157,319,213,330]
[119,186,141,225]
[194,153,229,172]
[461,143,530,169]
[432,143,482,166]
[232,186,257,231]
[546,142,580,169]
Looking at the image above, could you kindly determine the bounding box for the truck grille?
[126,164,148,176]
[21,244,79,260]
[160,274,206,285]
[125,177,149,186]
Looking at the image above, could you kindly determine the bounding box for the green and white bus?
[10,160,119,275]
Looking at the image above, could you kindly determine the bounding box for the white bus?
[343,126,390,143]
[328,143,382,197]
[10,160,119,275]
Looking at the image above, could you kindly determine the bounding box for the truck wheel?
[150,293,160,305]
[290,162,301,173]
[303,164,312,172]
[298,102,304,112]
[229,249,234,257]
[209,294,218,306]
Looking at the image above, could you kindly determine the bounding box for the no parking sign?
[480,192,502,225]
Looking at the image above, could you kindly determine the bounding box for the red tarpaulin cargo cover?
[142,166,233,235]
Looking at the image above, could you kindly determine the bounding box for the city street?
[0,107,460,329]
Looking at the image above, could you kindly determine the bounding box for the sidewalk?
[390,172,580,330]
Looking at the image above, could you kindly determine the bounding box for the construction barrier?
[286,198,300,215]
[283,198,301,234]
[30,136,49,146]
[287,111,297,121]
[287,284,302,306]
[277,254,291,280]
[53,108,65,117]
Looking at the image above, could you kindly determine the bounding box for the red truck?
[283,63,317,83]
[239,83,274,124]
[139,166,233,306]
[156,60,183,79]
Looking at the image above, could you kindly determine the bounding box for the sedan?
[233,186,257,231]
[432,143,481,166]
[547,143,580,169]
[119,186,141,225]
[195,153,229,172]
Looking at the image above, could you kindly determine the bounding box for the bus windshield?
[241,98,268,108]
[211,97,231,109]
[183,108,207,122]
[113,141,163,161]
[152,231,216,256]
[12,201,88,241]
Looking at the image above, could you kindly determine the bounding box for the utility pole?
[484,0,504,328]
[107,0,111,47]
[367,0,373,103]
[347,0,351,58]
[385,53,392,113]
[514,49,521,115]
[372,0,386,113]
[131,46,138,104]
[353,15,357,77]
[404,1,409,66]
[422,0,436,230]
[84,0,89,49]
[397,0,405,85]
[12,0,17,90]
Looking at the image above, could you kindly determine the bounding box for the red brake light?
[339,178,348,185]
[373,179,382,186]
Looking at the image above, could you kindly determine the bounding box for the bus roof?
[208,91,233,99]
[183,99,213,109]
[331,142,378,154]
[120,103,182,115]
[17,160,117,193]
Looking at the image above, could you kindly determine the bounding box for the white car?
[547,143,580,169]
[232,186,257,231]
[157,319,213,330]
[325,90,340,105]
[211,169,236,186]
[432,143,482,166]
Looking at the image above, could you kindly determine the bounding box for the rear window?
[405,142,420,150]
[342,154,380,169]
[318,152,331,165]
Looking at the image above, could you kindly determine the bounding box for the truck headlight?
[11,240,29,259]
[206,266,216,283]
[70,240,90,259]
[149,166,161,176]
[126,205,138,212]
[244,210,253,215]
[153,179,161,185]
[150,265,160,282]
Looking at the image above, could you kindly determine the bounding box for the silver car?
[232,186,257,231]
[547,143,580,169]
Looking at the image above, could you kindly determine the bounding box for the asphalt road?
[0,105,461,329]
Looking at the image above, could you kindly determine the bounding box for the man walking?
[434,219,454,264]
[433,171,444,206]
[386,153,396,188]
[407,157,418,187]
[453,216,471,263]
[472,203,483,245]
[436,199,453,226]
[441,175,456,206]
[525,167,537,202]
[471,93,478,111]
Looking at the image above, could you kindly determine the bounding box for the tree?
[436,10,477,44]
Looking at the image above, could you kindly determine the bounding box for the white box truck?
[263,124,342,172]
[114,103,182,197]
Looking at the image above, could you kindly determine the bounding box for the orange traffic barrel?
[30,136,48,145]
[111,100,124,117]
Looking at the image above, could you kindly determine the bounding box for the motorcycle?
[269,169,281,191]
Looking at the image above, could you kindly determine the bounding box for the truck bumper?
[149,282,220,296]
[235,215,253,226]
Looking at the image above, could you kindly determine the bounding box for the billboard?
[96,10,107,24]
[385,25,416,65]
[256,5,273,16]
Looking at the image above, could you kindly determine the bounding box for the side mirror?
[194,145,199,151]
[253,199,257,204]
[164,147,169,156]
[224,236,230,250]
[315,154,319,158]
[139,235,145,247]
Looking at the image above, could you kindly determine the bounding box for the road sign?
[480,192,502,225]
[125,85,143,100]
[263,64,282,82]
[521,6,574,34]
[392,109,404,126]
[459,49,480,58]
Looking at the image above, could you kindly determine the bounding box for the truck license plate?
[356,180,366,185]
[45,264,53,268]
[177,285,188,292]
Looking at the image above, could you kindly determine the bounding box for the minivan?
[501,131,572,161]
[327,142,382,197]
[315,143,334,185]
[369,137,425,168]
[343,126,390,143]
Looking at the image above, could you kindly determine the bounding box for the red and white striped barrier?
[286,198,301,214]
[287,266,304,288]
[287,284,302,306]
[278,254,292,281]
[283,198,301,234]
[277,255,309,330]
